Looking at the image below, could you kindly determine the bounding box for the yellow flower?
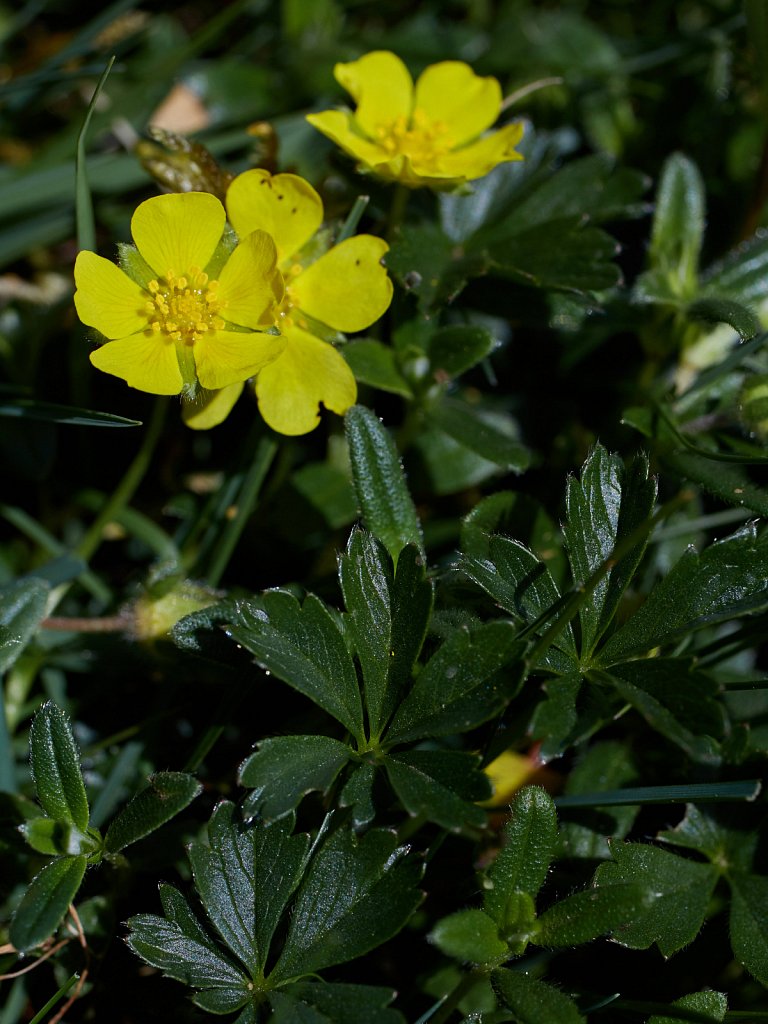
[75,192,284,397]
[306,50,524,189]
[212,168,393,435]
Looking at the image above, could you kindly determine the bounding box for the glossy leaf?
[187,802,309,976]
[385,621,526,745]
[594,842,718,956]
[429,398,531,473]
[426,324,498,379]
[492,968,585,1024]
[339,532,433,738]
[597,524,768,665]
[430,909,507,965]
[535,881,658,947]
[729,872,768,985]
[0,577,49,674]
[343,339,413,397]
[29,701,89,831]
[647,991,727,1024]
[687,296,761,341]
[271,826,423,982]
[104,771,202,854]
[20,816,101,858]
[345,405,423,562]
[339,762,377,829]
[239,735,352,821]
[384,749,489,831]
[229,590,364,740]
[484,787,558,926]
[270,982,404,1023]
[10,854,87,951]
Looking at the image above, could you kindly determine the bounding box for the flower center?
[375,109,452,168]
[145,267,227,345]
[275,264,304,330]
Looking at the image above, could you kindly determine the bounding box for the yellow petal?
[182,382,243,430]
[193,329,284,391]
[226,169,323,263]
[292,236,392,333]
[217,229,283,330]
[305,110,393,173]
[74,251,147,339]
[481,751,536,806]
[130,192,225,277]
[255,326,357,435]
[435,122,525,182]
[334,50,413,136]
[89,334,183,395]
[414,61,502,146]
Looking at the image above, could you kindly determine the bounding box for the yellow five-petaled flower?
[74,191,284,397]
[306,50,524,189]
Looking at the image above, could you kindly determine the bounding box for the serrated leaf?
[649,153,705,298]
[29,701,89,831]
[126,912,249,991]
[104,771,202,854]
[463,536,576,671]
[158,883,222,952]
[729,872,768,985]
[343,339,413,397]
[528,672,582,760]
[429,398,531,473]
[229,590,364,739]
[663,450,768,517]
[270,982,404,1024]
[484,787,558,926]
[10,854,87,951]
[0,577,49,674]
[345,405,423,562]
[384,750,489,831]
[339,762,377,829]
[647,990,727,1024]
[187,802,309,977]
[271,826,423,982]
[562,447,656,657]
[339,532,433,738]
[534,881,658,947]
[430,909,507,965]
[386,223,480,310]
[385,622,527,745]
[426,325,498,379]
[600,660,723,764]
[491,968,585,1024]
[597,525,768,665]
[658,805,759,874]
[239,735,351,821]
[594,842,718,956]
[687,296,761,341]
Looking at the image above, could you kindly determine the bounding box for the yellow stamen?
[374,108,453,169]
[144,268,227,344]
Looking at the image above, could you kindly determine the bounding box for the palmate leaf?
[729,872,768,986]
[491,968,586,1024]
[269,982,404,1023]
[383,749,490,831]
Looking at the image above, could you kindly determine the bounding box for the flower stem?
[205,434,278,587]
[426,969,485,1024]
[387,183,410,241]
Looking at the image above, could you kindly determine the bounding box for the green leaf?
[343,340,413,397]
[104,771,202,854]
[291,462,358,530]
[484,787,558,926]
[229,590,364,740]
[384,749,489,831]
[386,223,480,311]
[647,990,727,1024]
[462,535,577,671]
[597,524,768,665]
[557,741,638,860]
[528,672,583,761]
[600,660,723,764]
[488,218,621,295]
[662,450,768,517]
[700,231,768,307]
[491,968,585,1024]
[562,447,656,657]
[594,842,718,956]
[20,816,101,858]
[658,805,758,874]
[729,872,768,985]
[426,325,499,379]
[385,621,526,745]
[428,398,531,473]
[345,405,423,562]
[534,881,658,947]
[648,153,705,298]
[0,398,141,427]
[29,701,89,832]
[271,826,423,982]
[687,296,761,341]
[239,735,351,821]
[339,762,377,828]
[430,909,507,965]
[339,532,433,738]
[187,802,309,977]
[10,855,88,951]
[270,982,404,1023]
[0,577,49,674]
